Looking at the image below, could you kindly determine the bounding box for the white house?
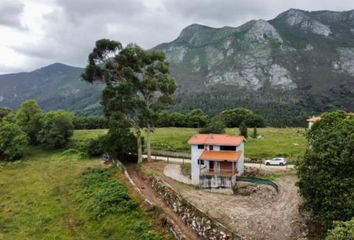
[307,116,321,129]
[187,133,245,188]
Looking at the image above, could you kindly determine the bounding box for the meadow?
[75,127,307,161]
[0,146,168,240]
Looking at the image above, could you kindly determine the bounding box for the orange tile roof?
[199,150,242,162]
[188,134,245,146]
[307,116,321,122]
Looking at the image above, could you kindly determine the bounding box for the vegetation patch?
[236,176,279,192]
[180,163,191,177]
[0,148,167,240]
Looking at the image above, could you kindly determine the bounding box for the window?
[198,144,204,149]
[209,145,214,150]
[220,146,236,151]
[198,160,204,165]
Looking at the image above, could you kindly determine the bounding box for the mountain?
[154,9,354,125]
[1,9,354,126]
[0,63,103,115]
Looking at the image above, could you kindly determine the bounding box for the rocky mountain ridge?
[1,9,354,125]
[154,9,354,124]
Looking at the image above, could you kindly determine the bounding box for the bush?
[0,122,28,161]
[0,108,13,122]
[39,110,74,148]
[239,121,248,138]
[297,111,354,232]
[218,108,265,128]
[186,109,208,127]
[76,168,139,219]
[16,100,43,145]
[199,117,225,134]
[326,218,354,240]
[87,136,106,157]
[104,116,137,161]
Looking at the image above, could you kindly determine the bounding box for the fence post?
[167,156,169,163]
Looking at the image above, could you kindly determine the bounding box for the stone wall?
[151,176,243,240]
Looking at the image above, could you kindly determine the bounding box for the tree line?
[0,100,74,161]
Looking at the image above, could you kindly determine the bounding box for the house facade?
[307,116,321,129]
[188,134,245,188]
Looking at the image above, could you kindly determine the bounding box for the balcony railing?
[201,168,236,177]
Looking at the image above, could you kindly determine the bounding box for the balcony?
[200,168,236,177]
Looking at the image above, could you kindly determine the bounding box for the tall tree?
[16,99,43,145]
[297,111,354,233]
[82,39,176,163]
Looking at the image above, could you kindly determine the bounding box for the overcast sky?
[0,0,353,74]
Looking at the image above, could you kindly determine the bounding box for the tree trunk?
[136,129,143,163]
[146,124,152,162]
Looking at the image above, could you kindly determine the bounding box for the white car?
[264,157,287,166]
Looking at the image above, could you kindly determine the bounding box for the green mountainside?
[0,63,103,115]
[1,9,354,125]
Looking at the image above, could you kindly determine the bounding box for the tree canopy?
[218,108,265,128]
[82,39,176,162]
[39,110,74,148]
[297,111,354,232]
[0,122,28,161]
[16,99,43,145]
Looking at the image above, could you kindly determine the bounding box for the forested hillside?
[1,9,354,126]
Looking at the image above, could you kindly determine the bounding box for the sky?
[0,0,353,74]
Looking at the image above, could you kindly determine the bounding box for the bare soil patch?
[143,161,306,240]
[125,163,200,240]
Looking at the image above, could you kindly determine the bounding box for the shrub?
[297,111,354,232]
[87,136,106,157]
[104,116,137,162]
[239,121,248,138]
[252,127,258,138]
[186,109,208,127]
[0,122,28,161]
[199,117,225,134]
[326,218,354,240]
[39,110,74,148]
[0,108,13,122]
[16,99,43,145]
[76,168,139,219]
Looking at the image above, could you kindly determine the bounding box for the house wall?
[191,142,245,185]
[236,142,244,176]
[200,175,236,188]
[191,144,205,185]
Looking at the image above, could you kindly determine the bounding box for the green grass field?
[0,146,168,240]
[75,127,307,161]
[148,127,307,161]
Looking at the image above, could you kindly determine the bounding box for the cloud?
[10,0,183,69]
[0,0,26,30]
[1,0,354,74]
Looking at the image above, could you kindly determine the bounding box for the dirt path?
[168,175,304,240]
[142,162,304,240]
[125,164,200,240]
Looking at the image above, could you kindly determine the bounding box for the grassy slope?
[75,127,307,161]
[0,146,168,240]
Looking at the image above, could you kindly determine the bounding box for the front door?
[209,161,214,171]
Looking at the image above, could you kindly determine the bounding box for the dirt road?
[142,162,304,240]
[167,175,304,240]
[124,164,200,240]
